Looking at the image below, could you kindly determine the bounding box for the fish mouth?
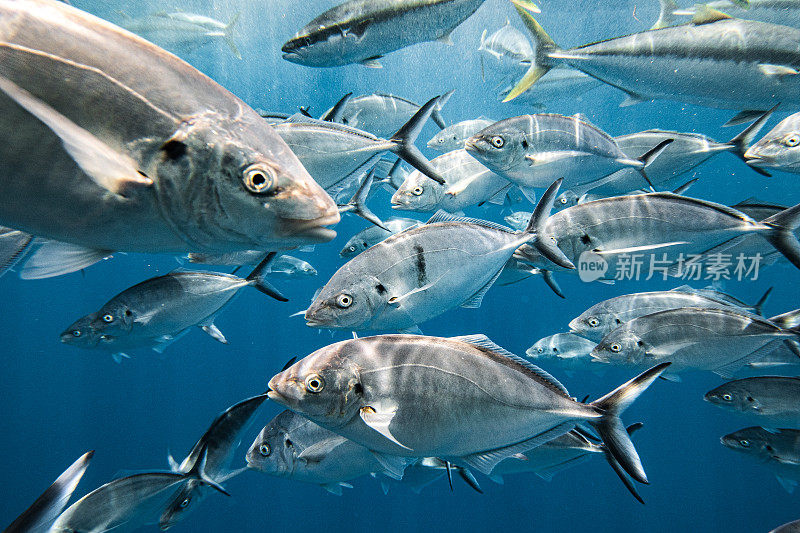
[280,213,340,243]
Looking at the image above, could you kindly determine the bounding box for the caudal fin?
[320,92,353,122]
[388,95,447,185]
[503,1,559,102]
[760,205,800,270]
[338,154,389,231]
[525,179,575,269]
[224,13,242,60]
[186,444,230,496]
[650,0,678,29]
[246,252,288,302]
[431,89,454,129]
[589,363,670,485]
[634,139,674,191]
[727,105,777,177]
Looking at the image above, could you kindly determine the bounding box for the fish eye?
[72,330,81,337]
[740,439,750,447]
[609,343,622,353]
[537,347,543,354]
[491,136,504,148]
[559,197,567,204]
[349,246,356,252]
[784,134,800,147]
[335,294,353,308]
[587,317,599,327]
[412,186,423,196]
[180,497,190,508]
[437,138,445,144]
[102,314,114,323]
[722,393,733,401]
[259,444,271,456]
[305,373,325,393]
[243,165,276,194]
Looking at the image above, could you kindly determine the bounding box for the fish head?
[391,172,444,212]
[304,274,383,329]
[704,382,761,414]
[281,22,342,68]
[568,310,615,339]
[152,115,339,250]
[60,313,101,348]
[91,300,136,335]
[554,191,579,211]
[464,123,526,174]
[246,413,299,476]
[427,129,461,152]
[525,337,552,359]
[267,341,363,427]
[339,237,368,258]
[744,115,800,171]
[158,481,200,531]
[721,427,779,461]
[591,329,648,365]
[296,260,318,276]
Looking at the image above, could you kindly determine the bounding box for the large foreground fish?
[268,334,669,488]
[505,2,800,111]
[281,0,496,68]
[0,0,338,254]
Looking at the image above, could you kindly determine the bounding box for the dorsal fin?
[426,210,514,233]
[451,334,571,396]
[691,5,732,25]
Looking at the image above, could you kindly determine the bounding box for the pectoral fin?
[0,75,152,196]
[360,404,411,450]
[759,64,799,77]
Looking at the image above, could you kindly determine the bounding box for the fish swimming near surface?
[427,118,495,153]
[281,0,503,68]
[320,93,450,138]
[0,0,338,254]
[60,254,286,362]
[505,1,800,112]
[304,180,565,331]
[267,333,669,489]
[569,286,772,341]
[340,218,421,258]
[3,451,93,533]
[159,394,266,530]
[465,113,671,197]
[591,306,800,379]
[705,377,800,427]
[119,10,242,59]
[391,149,511,213]
[721,426,800,493]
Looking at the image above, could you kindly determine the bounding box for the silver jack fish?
[340,217,421,258]
[673,0,800,29]
[427,118,495,153]
[745,111,800,173]
[721,426,800,493]
[591,307,800,379]
[705,377,800,427]
[506,1,800,111]
[305,180,565,331]
[187,252,317,277]
[60,254,286,361]
[321,93,450,138]
[526,333,598,371]
[3,451,93,533]
[0,0,338,254]
[267,334,669,487]
[159,394,266,530]
[281,0,495,68]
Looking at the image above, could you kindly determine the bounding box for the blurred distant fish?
[60,254,286,361]
[340,218,421,258]
[526,333,597,369]
[159,394,266,530]
[478,21,533,64]
[321,93,450,138]
[705,377,800,427]
[506,2,800,111]
[3,451,92,533]
[673,0,800,29]
[187,252,316,277]
[427,118,495,153]
[745,111,800,173]
[281,0,513,68]
[721,426,800,493]
[391,149,511,213]
[119,10,242,59]
[501,68,603,109]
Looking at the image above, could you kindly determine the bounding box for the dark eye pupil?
[252,173,266,187]
[72,330,80,337]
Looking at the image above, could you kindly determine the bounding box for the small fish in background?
[281,0,512,68]
[339,218,421,258]
[569,286,773,342]
[745,112,800,173]
[119,10,243,59]
[427,118,495,153]
[3,451,93,533]
[672,0,800,29]
[771,518,800,533]
[305,181,563,331]
[591,306,800,379]
[501,69,604,109]
[526,333,598,370]
[60,254,286,362]
[391,149,511,213]
[721,426,800,493]
[705,377,800,427]
[188,252,316,277]
[159,394,266,530]
[320,93,450,138]
[267,333,669,493]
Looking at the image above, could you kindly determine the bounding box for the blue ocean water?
[1,0,798,531]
